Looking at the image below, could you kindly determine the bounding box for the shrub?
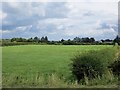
[70,48,116,83]
[109,48,120,78]
[109,60,120,76]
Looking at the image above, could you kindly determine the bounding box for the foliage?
[41,36,48,42]
[109,60,120,77]
[73,37,95,43]
[113,35,120,45]
[62,40,76,45]
[109,47,120,78]
[34,37,40,42]
[11,38,27,42]
[1,36,115,46]
[70,48,116,83]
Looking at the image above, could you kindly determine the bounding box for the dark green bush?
[70,48,116,83]
[109,48,120,77]
[109,60,120,76]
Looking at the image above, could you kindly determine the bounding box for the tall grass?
[2,72,119,88]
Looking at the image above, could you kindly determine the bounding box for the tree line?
[11,36,48,43]
[1,35,120,46]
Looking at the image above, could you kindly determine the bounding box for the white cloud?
[15,25,32,31]
[63,27,117,40]
[1,30,11,34]
[1,2,118,40]
[0,11,7,20]
[66,2,118,18]
[1,0,119,2]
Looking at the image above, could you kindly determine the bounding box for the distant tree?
[62,39,75,45]
[45,36,48,42]
[41,37,45,42]
[11,38,16,42]
[40,36,48,42]
[73,37,81,42]
[11,38,26,42]
[34,36,39,42]
[18,38,24,42]
[113,35,120,45]
[61,39,65,42]
[86,37,90,42]
[68,39,71,42]
[101,39,105,43]
[105,39,112,42]
[90,38,95,43]
[81,37,90,43]
[27,37,33,42]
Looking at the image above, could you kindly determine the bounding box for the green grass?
[2,45,118,87]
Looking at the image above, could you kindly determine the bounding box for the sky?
[1,0,119,40]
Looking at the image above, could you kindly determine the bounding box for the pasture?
[2,45,118,88]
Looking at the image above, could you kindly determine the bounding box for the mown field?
[2,45,119,88]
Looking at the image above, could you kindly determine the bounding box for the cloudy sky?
[1,0,118,40]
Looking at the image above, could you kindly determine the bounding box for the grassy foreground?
[2,45,119,88]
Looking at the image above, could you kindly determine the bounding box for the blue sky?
[1,1,118,40]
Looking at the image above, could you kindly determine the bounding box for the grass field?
[2,45,118,88]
